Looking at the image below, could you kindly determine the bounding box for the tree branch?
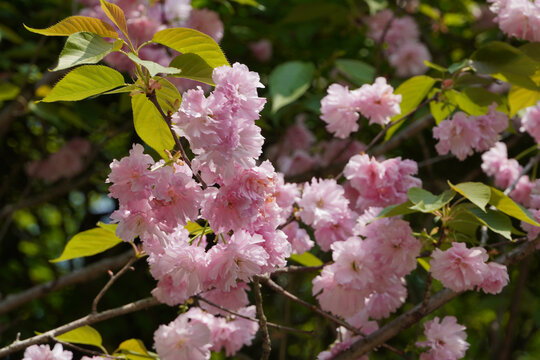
[0,297,161,358]
[0,251,133,316]
[253,276,271,360]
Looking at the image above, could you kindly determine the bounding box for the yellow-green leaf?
[42,65,125,102]
[0,83,19,101]
[56,326,103,348]
[24,16,118,38]
[417,257,430,272]
[126,53,180,77]
[131,93,174,159]
[289,252,323,267]
[97,221,117,233]
[114,339,154,360]
[152,28,229,68]
[509,82,540,117]
[53,32,122,71]
[169,53,215,85]
[100,0,129,38]
[449,181,491,212]
[385,75,436,140]
[51,227,123,262]
[489,187,540,226]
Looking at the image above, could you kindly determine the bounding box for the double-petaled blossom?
[488,0,540,42]
[520,101,540,143]
[344,154,421,213]
[23,344,72,360]
[416,316,469,360]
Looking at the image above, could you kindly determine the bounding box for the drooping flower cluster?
[153,307,258,360]
[433,103,508,160]
[344,154,422,213]
[487,0,540,42]
[320,78,402,138]
[78,0,223,91]
[172,63,266,182]
[312,217,421,319]
[366,9,431,77]
[430,242,509,294]
[25,138,91,182]
[416,316,470,360]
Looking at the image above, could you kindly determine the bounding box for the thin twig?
[381,343,410,360]
[0,297,161,358]
[259,276,358,334]
[194,295,312,335]
[0,251,133,316]
[146,91,207,189]
[253,276,272,360]
[91,256,139,313]
[271,265,325,276]
[504,152,540,195]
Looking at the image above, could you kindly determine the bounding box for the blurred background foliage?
[1,0,540,359]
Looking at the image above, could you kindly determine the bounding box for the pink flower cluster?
[26,138,91,182]
[488,0,540,42]
[154,307,258,360]
[520,101,540,143]
[433,103,508,160]
[430,242,509,294]
[320,78,401,138]
[312,217,421,319]
[366,9,431,77]
[344,154,421,213]
[416,316,469,360]
[481,142,540,208]
[79,0,223,91]
[23,343,72,360]
[172,63,266,182]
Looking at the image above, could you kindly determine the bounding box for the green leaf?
[24,16,118,38]
[185,221,213,237]
[97,221,117,233]
[102,83,141,95]
[0,82,19,101]
[447,204,482,240]
[407,188,456,213]
[385,75,436,140]
[429,88,458,124]
[468,208,513,240]
[417,257,430,272]
[155,78,182,114]
[509,82,540,117]
[289,252,323,267]
[56,326,103,348]
[230,0,263,9]
[42,65,125,102]
[131,93,174,159]
[377,201,418,218]
[169,53,215,85]
[53,32,121,71]
[126,52,180,78]
[448,59,470,74]
[449,182,492,211]
[424,60,447,73]
[455,87,505,115]
[335,59,375,86]
[489,187,540,226]
[114,339,155,360]
[471,41,539,90]
[51,227,123,262]
[100,0,129,38]
[269,61,315,113]
[152,28,229,68]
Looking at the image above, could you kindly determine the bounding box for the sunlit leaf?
[100,0,128,38]
[289,252,323,267]
[489,187,540,226]
[53,32,122,71]
[377,201,418,218]
[407,188,455,213]
[126,53,180,78]
[448,182,491,212]
[56,326,103,348]
[51,227,123,262]
[24,16,118,38]
[152,28,229,68]
[169,53,216,85]
[42,65,125,102]
[114,339,155,360]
